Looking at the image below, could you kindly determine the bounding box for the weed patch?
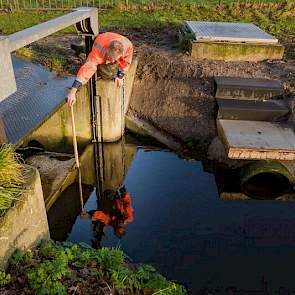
[0,144,28,216]
[1,240,187,295]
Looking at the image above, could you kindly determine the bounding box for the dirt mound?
[128,47,295,154]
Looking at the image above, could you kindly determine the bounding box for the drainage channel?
[45,135,295,294]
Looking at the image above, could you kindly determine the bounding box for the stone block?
[214,76,284,100]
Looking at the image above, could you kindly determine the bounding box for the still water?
[48,139,295,294]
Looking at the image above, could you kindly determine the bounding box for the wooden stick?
[70,105,80,169]
[70,105,84,211]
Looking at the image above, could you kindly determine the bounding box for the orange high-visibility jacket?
[92,192,134,224]
[75,32,133,86]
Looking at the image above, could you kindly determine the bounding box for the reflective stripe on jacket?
[76,32,133,85]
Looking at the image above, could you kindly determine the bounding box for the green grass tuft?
[0,144,27,215]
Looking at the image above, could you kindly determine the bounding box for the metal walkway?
[0,56,73,144]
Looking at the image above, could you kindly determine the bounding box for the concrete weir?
[22,59,138,150]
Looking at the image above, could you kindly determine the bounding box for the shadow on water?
[47,135,295,294]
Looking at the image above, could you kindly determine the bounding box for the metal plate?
[0,56,73,145]
[185,21,278,44]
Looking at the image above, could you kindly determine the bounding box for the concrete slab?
[190,41,284,62]
[217,98,289,121]
[217,119,295,160]
[185,21,278,44]
[214,76,284,100]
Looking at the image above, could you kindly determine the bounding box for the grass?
[0,0,294,71]
[0,144,27,215]
[0,240,187,294]
[0,0,294,40]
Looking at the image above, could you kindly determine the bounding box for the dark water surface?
[48,139,295,294]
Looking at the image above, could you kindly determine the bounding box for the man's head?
[108,40,124,63]
[114,223,126,238]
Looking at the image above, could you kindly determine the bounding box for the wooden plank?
[217,120,295,160]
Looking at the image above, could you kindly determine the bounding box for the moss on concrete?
[190,41,285,61]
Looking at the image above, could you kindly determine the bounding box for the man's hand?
[80,211,89,220]
[115,77,123,88]
[67,87,77,107]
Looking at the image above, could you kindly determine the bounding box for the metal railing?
[0,7,98,101]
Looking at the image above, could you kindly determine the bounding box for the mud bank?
[128,47,295,157]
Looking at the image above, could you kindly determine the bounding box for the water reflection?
[48,137,137,243]
[47,183,93,241]
[47,136,295,294]
[81,185,134,248]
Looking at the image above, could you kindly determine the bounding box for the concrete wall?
[23,85,92,152]
[96,59,138,142]
[190,41,285,62]
[0,166,50,269]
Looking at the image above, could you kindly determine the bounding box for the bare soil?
[19,29,295,155]
[128,47,295,154]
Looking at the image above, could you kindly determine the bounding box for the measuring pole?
[70,105,84,212]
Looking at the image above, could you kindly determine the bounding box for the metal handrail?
[0,7,98,101]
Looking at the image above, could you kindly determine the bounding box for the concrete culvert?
[240,160,294,199]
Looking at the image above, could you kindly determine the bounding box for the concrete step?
[217,98,289,121]
[217,119,295,160]
[214,76,284,100]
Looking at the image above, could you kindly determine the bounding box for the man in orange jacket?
[67,32,133,107]
[80,185,134,248]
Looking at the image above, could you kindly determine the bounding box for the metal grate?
[0,56,73,145]
[185,21,278,44]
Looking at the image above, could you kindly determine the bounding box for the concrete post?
[0,37,16,101]
[95,59,138,142]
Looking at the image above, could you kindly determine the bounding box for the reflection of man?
[67,32,133,107]
[81,184,134,248]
